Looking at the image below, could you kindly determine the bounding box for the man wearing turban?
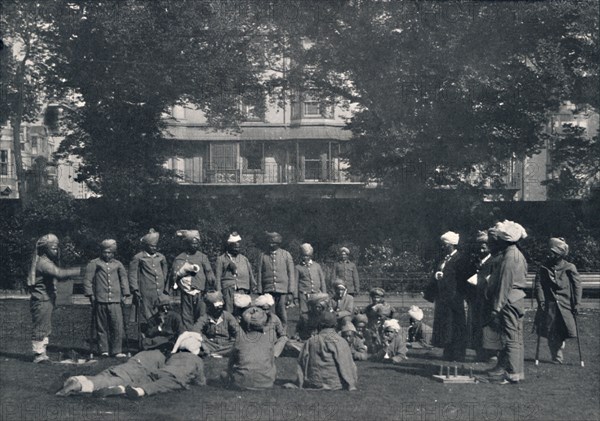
[129,229,169,321]
[484,221,528,383]
[407,306,433,349]
[254,294,288,357]
[224,307,277,390]
[428,231,468,362]
[294,243,327,321]
[375,319,408,363]
[341,322,369,361]
[57,332,206,398]
[466,231,499,362]
[29,234,81,363]
[258,232,295,332]
[215,232,256,314]
[170,229,215,329]
[294,312,358,391]
[84,239,130,357]
[191,291,239,357]
[534,238,582,364]
[332,247,360,295]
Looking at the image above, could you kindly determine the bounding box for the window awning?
[164,124,352,142]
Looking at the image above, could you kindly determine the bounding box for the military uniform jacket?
[333,260,360,293]
[295,261,326,297]
[129,252,168,299]
[192,311,239,345]
[258,249,295,294]
[171,251,215,292]
[215,253,256,291]
[330,294,355,319]
[84,258,130,303]
[31,256,78,302]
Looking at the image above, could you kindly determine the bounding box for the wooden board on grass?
[432,375,477,384]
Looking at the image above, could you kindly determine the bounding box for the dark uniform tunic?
[171,251,215,329]
[129,252,168,320]
[84,258,130,354]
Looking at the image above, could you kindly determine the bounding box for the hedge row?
[1,187,598,290]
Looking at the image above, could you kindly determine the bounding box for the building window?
[240,141,262,170]
[293,90,335,119]
[210,143,238,169]
[303,93,321,116]
[240,100,264,122]
[0,150,8,176]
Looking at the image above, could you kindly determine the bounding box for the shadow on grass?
[0,351,31,362]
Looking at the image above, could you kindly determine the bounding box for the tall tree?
[52,0,273,199]
[1,0,63,203]
[279,1,599,192]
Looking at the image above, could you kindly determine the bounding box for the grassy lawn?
[0,299,598,421]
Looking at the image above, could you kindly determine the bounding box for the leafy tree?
[51,0,273,200]
[0,0,63,203]
[545,124,600,199]
[280,1,599,191]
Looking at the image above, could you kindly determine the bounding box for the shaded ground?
[0,300,599,421]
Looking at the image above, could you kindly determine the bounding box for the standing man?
[486,220,528,384]
[430,231,468,362]
[215,232,256,313]
[129,229,168,321]
[332,247,360,296]
[28,234,80,363]
[467,231,492,361]
[258,232,295,331]
[294,243,327,318]
[534,237,582,364]
[84,239,130,357]
[171,229,215,329]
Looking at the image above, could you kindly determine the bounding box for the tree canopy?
[49,0,277,198]
[278,1,599,191]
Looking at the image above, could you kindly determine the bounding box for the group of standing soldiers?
[426,221,583,384]
[28,229,361,362]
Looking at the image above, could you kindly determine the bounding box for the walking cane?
[568,275,584,367]
[88,299,97,355]
[534,329,541,366]
[574,314,584,367]
[136,295,144,351]
[121,301,132,358]
[533,275,542,366]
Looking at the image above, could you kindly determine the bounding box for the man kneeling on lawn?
[56,332,206,398]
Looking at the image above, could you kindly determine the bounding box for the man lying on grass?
[56,332,206,398]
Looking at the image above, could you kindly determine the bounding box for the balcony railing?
[175,166,359,185]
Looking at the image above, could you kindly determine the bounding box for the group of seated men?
[57,283,429,397]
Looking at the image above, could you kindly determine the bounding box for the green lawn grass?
[0,300,598,421]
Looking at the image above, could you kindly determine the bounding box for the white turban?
[176,229,200,242]
[233,293,252,308]
[491,220,527,243]
[300,243,314,256]
[254,293,275,308]
[227,232,242,243]
[382,319,401,332]
[408,305,424,321]
[171,332,203,355]
[440,231,460,245]
[101,239,117,252]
